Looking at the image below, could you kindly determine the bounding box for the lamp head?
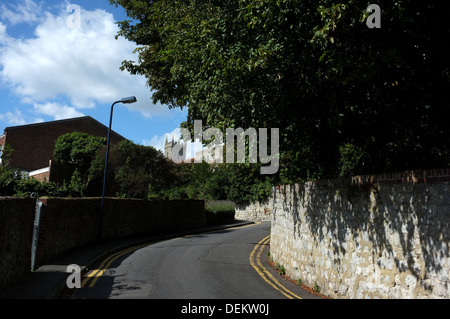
[120,96,137,104]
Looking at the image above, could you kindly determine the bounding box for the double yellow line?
[81,242,150,288]
[81,223,296,298]
[80,224,255,288]
[249,235,302,299]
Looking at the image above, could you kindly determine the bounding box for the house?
[0,116,126,182]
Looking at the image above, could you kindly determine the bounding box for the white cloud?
[0,22,7,42]
[0,108,46,126]
[0,0,43,25]
[33,102,84,120]
[0,2,171,120]
[0,109,28,126]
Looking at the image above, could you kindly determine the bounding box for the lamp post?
[99,96,137,240]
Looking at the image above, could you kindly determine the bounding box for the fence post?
[30,193,43,271]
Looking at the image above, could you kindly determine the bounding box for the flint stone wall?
[270,169,450,299]
[235,200,271,222]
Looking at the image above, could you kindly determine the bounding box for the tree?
[53,132,107,196]
[89,139,175,198]
[0,144,73,197]
[155,161,275,203]
[53,132,106,179]
[309,0,450,174]
[111,0,450,181]
[113,140,175,198]
[0,144,20,195]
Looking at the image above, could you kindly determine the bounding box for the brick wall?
[29,165,50,182]
[34,198,208,267]
[0,197,35,291]
[1,116,125,172]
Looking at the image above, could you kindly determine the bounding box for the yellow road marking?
[250,235,302,299]
[81,243,150,288]
[256,237,303,299]
[82,222,258,288]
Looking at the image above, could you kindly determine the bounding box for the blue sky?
[0,0,189,152]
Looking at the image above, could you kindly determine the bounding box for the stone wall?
[235,200,271,222]
[270,169,450,299]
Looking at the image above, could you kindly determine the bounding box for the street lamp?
[99,96,137,240]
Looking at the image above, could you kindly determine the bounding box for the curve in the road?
[74,222,318,299]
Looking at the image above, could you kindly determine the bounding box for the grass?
[314,282,321,294]
[275,263,286,276]
[266,256,332,299]
[204,200,236,225]
[205,200,236,213]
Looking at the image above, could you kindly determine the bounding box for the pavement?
[0,220,253,299]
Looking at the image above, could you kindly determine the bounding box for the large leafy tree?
[53,132,107,196]
[53,132,106,179]
[113,140,175,198]
[88,139,176,198]
[310,0,450,175]
[110,0,450,181]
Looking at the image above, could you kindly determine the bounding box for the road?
[66,221,322,300]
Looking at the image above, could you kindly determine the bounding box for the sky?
[0,0,191,152]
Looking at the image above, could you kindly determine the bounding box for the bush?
[152,162,277,204]
[205,200,235,225]
[338,143,367,177]
[205,200,235,213]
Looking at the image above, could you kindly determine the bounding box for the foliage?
[205,200,236,214]
[1,135,272,202]
[6,0,450,199]
[88,139,176,199]
[53,132,107,194]
[54,132,106,177]
[0,134,175,199]
[204,200,236,225]
[338,143,367,177]
[155,162,275,204]
[276,263,286,276]
[309,0,450,175]
[314,282,321,294]
[0,163,21,196]
[0,160,75,198]
[68,170,86,197]
[111,0,450,181]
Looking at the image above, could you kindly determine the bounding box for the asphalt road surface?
[67,221,322,300]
